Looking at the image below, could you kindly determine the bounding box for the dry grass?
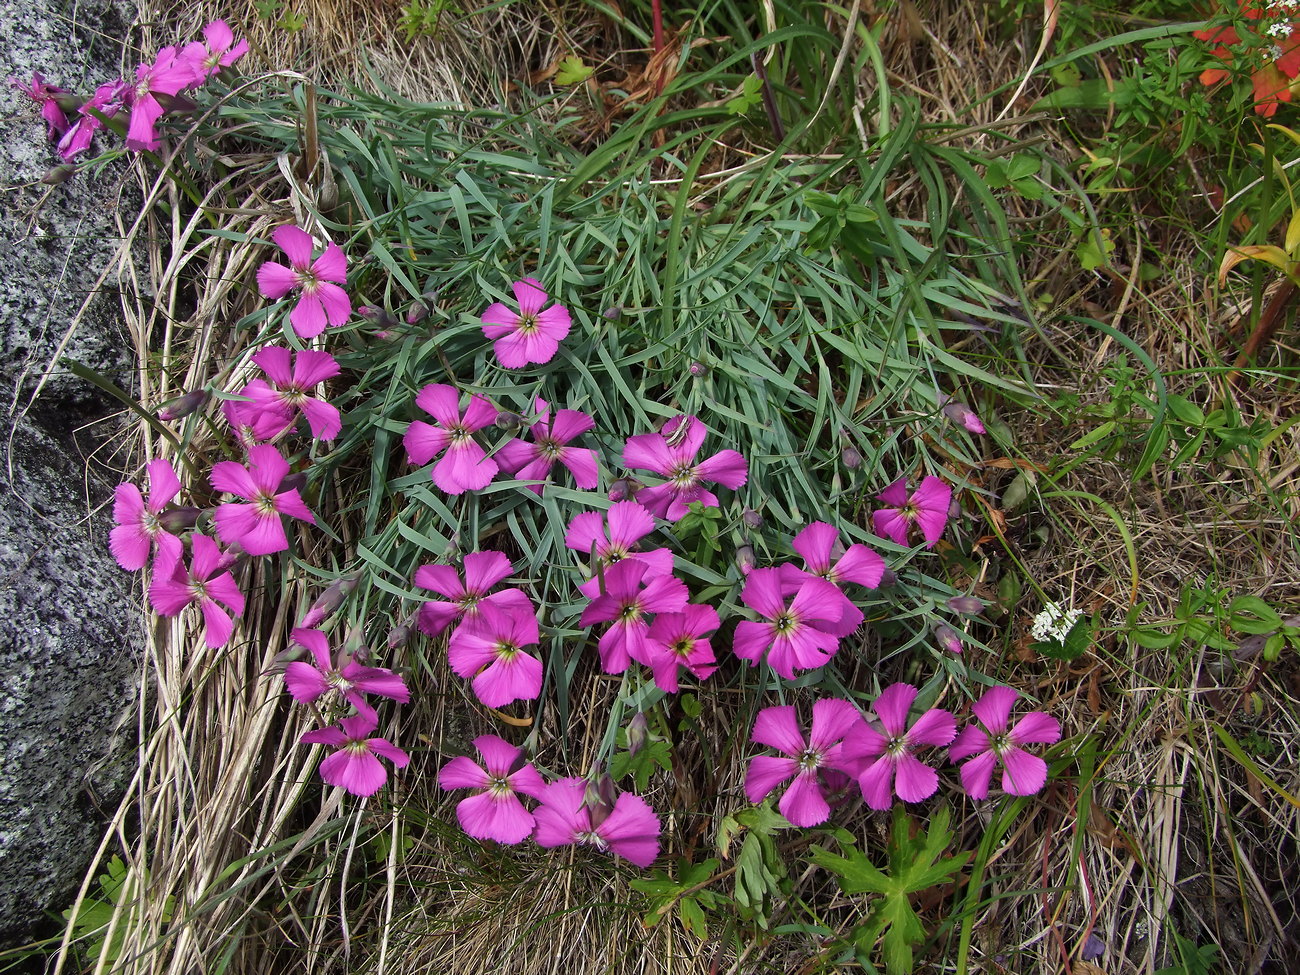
[44,1,1300,974]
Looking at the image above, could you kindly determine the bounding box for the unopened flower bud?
[495,411,523,431]
[405,300,429,325]
[878,567,897,587]
[602,306,622,320]
[157,389,209,421]
[158,506,202,533]
[689,361,707,376]
[942,401,985,434]
[736,543,755,575]
[357,305,398,329]
[935,624,963,654]
[298,572,361,629]
[443,533,462,561]
[841,445,862,469]
[626,712,649,756]
[742,507,763,529]
[608,476,641,502]
[946,595,984,615]
[387,619,415,650]
[585,772,617,828]
[42,163,78,185]
[278,472,307,495]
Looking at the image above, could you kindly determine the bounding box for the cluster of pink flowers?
[439,736,659,865]
[746,684,1061,827]
[12,20,248,162]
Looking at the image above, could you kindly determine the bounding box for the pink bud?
[298,572,360,629]
[158,389,209,421]
[626,712,649,756]
[158,506,202,533]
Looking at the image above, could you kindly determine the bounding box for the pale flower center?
[254,492,279,516]
[796,747,823,773]
[668,463,699,490]
[487,774,513,798]
[516,313,539,334]
[575,829,607,851]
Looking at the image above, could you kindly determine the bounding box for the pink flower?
[533,777,660,867]
[300,713,409,797]
[564,501,674,578]
[621,415,748,520]
[180,20,249,81]
[211,444,316,555]
[147,534,245,648]
[842,683,956,810]
[949,686,1061,799]
[413,550,532,637]
[744,699,864,827]
[641,604,720,692]
[578,559,688,674]
[480,278,572,368]
[792,522,885,589]
[12,72,71,139]
[942,401,985,434]
[447,602,544,708]
[124,46,201,152]
[496,398,598,495]
[403,383,499,494]
[283,627,409,717]
[438,735,548,844]
[57,79,128,161]
[221,396,260,449]
[110,458,185,570]
[255,225,352,338]
[731,567,847,680]
[239,346,342,441]
[871,475,952,548]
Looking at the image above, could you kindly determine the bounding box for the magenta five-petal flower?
[641,604,721,692]
[564,501,674,578]
[578,559,688,675]
[283,627,409,718]
[211,443,316,556]
[438,735,549,844]
[124,46,201,152]
[180,20,249,81]
[239,346,342,441]
[57,79,129,161]
[744,699,865,827]
[480,278,572,368]
[949,686,1061,799]
[413,550,532,637]
[533,777,660,868]
[12,72,71,139]
[403,383,499,494]
[110,458,185,571]
[732,567,847,680]
[621,415,748,520]
[496,398,598,495]
[300,713,409,798]
[871,475,952,549]
[255,225,352,338]
[842,683,957,810]
[148,533,246,648]
[447,602,544,708]
[792,521,885,590]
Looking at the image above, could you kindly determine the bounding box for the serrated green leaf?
[554,56,594,86]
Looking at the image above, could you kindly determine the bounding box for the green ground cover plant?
[5,1,1299,973]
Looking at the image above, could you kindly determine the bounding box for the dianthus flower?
[533,777,661,867]
[413,550,532,637]
[496,398,599,495]
[949,686,1061,799]
[447,601,544,708]
[148,533,245,648]
[180,19,249,81]
[300,713,409,797]
[239,346,342,441]
[564,501,674,578]
[211,443,316,556]
[438,735,548,844]
[641,604,720,692]
[58,79,128,161]
[732,567,846,680]
[871,475,952,549]
[12,72,71,139]
[283,627,409,718]
[1196,0,1300,116]
[789,522,883,636]
[110,458,185,571]
[480,278,572,368]
[745,698,864,827]
[256,225,352,338]
[578,559,688,674]
[842,683,956,810]
[124,46,201,152]
[403,383,499,494]
[621,415,748,520]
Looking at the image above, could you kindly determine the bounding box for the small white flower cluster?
[1271,0,1300,11]
[1031,601,1083,644]
[1267,21,1294,38]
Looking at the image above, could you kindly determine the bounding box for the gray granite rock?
[1,0,145,943]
